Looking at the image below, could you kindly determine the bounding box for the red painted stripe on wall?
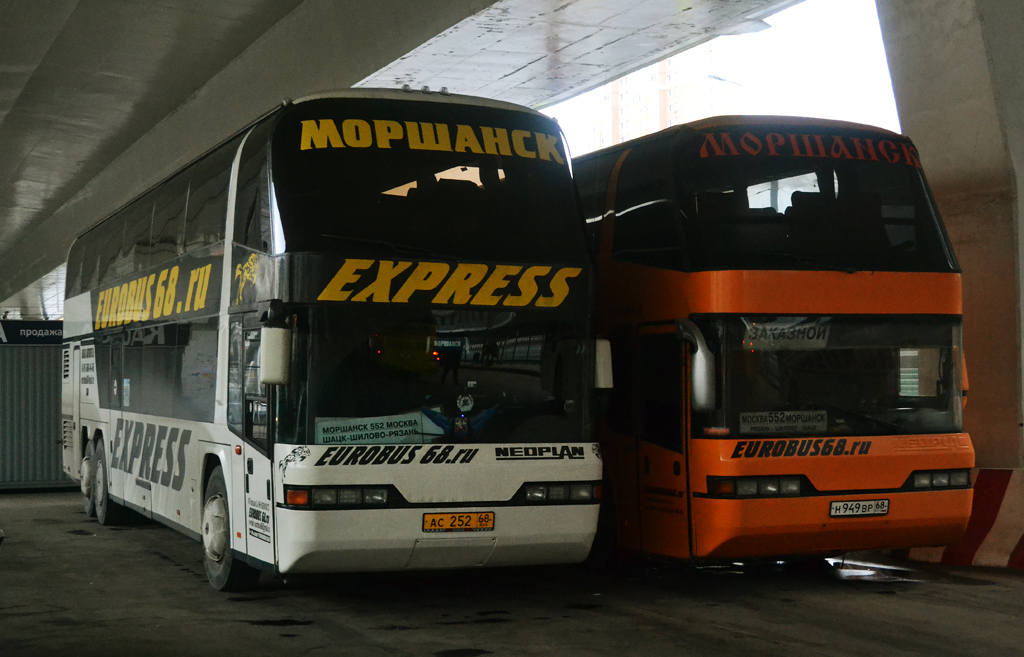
[941,469,1013,565]
[1006,532,1024,569]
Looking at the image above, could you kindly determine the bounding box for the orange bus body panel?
[688,434,974,559]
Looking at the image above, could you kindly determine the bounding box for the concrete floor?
[2,491,1023,656]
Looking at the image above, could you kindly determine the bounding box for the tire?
[93,440,129,526]
[202,466,260,591]
[81,440,96,517]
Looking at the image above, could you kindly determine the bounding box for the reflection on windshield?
[382,165,506,197]
[696,316,963,438]
[291,308,588,445]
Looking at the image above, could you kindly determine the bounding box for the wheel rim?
[80,457,93,498]
[93,459,106,512]
[202,494,229,563]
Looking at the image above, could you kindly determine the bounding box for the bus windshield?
[271,97,587,264]
[607,123,959,274]
[280,305,590,446]
[695,315,963,438]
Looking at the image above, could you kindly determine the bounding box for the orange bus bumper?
[691,488,973,560]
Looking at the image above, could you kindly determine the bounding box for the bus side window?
[234,120,275,252]
[184,136,242,253]
[228,318,244,437]
[151,172,188,267]
[243,327,269,451]
[122,193,156,275]
[636,332,684,452]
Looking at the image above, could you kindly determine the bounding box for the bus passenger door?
[635,325,691,560]
[241,325,275,566]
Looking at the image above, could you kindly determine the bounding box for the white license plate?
[830,499,889,517]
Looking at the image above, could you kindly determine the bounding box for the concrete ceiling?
[0,0,800,319]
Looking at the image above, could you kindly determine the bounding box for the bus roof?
[574,114,906,163]
[289,88,553,121]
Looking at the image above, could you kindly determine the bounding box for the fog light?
[363,488,388,504]
[570,484,593,501]
[931,472,950,487]
[547,485,569,502]
[337,488,362,504]
[950,471,970,487]
[525,485,547,502]
[759,478,780,495]
[312,488,337,506]
[286,488,310,506]
[914,473,932,488]
[780,478,801,496]
[737,479,758,496]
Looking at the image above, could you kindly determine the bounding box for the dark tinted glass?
[271,97,586,263]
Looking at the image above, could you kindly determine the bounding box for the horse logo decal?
[279,446,310,477]
[234,253,259,304]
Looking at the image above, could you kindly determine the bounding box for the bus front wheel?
[202,466,259,591]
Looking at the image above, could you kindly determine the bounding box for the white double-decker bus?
[61,90,605,590]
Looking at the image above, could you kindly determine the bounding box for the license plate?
[422,512,495,533]
[830,499,889,517]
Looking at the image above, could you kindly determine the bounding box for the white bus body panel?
[272,442,602,574]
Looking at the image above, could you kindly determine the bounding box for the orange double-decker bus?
[574,116,974,563]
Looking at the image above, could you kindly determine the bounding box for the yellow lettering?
[535,133,565,164]
[454,125,484,154]
[194,265,211,311]
[185,268,199,312]
[406,122,452,152]
[374,120,404,148]
[163,266,179,317]
[504,266,549,307]
[536,267,581,307]
[300,119,344,150]
[351,260,412,302]
[115,283,130,325]
[432,264,489,305]
[342,119,373,147]
[511,129,536,159]
[133,279,147,322]
[471,265,522,306]
[141,274,156,321]
[125,280,139,324]
[153,269,168,319]
[480,127,512,156]
[318,259,374,301]
[391,262,450,303]
[94,289,106,330]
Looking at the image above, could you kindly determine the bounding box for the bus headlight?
[522,482,600,504]
[910,469,971,490]
[363,488,388,504]
[708,476,804,498]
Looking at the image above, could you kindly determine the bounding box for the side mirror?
[675,320,715,412]
[259,326,290,385]
[594,339,613,389]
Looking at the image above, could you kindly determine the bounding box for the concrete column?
[876,0,1024,467]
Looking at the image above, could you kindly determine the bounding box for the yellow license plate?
[422,512,495,533]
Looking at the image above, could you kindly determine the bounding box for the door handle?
[247,458,254,474]
[643,455,650,474]
[673,461,681,476]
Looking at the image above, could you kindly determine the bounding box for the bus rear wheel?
[93,440,129,526]
[202,466,259,591]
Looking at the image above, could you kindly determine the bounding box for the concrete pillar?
[877,0,1024,468]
